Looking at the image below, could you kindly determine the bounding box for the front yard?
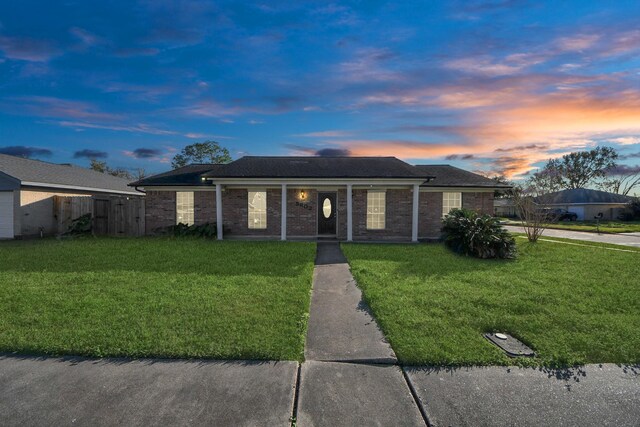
[0,238,315,361]
[343,240,640,367]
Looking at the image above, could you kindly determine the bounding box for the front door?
[317,192,337,235]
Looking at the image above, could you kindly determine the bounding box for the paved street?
[504,225,640,247]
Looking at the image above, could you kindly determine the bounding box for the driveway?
[504,225,640,247]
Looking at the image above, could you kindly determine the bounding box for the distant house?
[537,188,635,220]
[494,198,517,218]
[0,154,142,239]
[131,156,509,241]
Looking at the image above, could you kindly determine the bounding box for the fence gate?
[94,199,109,235]
[54,195,145,237]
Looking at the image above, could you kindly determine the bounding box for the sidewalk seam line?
[290,362,302,426]
[401,367,432,427]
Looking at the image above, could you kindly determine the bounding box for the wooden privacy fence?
[54,195,145,237]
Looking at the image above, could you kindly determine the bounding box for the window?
[366,191,386,230]
[248,190,267,229]
[176,191,194,225]
[442,192,462,217]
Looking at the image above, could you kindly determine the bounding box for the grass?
[503,219,640,233]
[342,240,640,367]
[0,238,316,361]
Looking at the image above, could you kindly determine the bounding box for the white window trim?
[442,192,462,217]
[176,191,194,225]
[248,189,267,230]
[366,190,386,230]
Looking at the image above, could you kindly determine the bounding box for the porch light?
[300,190,306,200]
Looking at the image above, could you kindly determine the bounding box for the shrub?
[618,198,640,221]
[64,213,92,235]
[165,222,217,238]
[442,209,516,259]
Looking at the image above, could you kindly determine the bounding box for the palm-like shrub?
[442,209,516,259]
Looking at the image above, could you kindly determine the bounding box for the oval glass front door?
[323,198,332,219]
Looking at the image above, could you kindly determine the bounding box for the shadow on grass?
[0,352,285,367]
[0,238,316,278]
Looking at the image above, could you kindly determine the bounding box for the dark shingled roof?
[541,188,634,204]
[0,153,140,195]
[415,165,510,188]
[129,164,224,187]
[204,156,427,179]
[131,157,511,188]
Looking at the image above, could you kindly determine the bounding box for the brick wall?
[145,190,176,233]
[336,189,347,239]
[352,189,412,240]
[287,188,317,236]
[418,191,443,240]
[462,192,494,215]
[223,188,281,236]
[194,191,216,225]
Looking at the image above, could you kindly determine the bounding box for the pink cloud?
[0,35,61,62]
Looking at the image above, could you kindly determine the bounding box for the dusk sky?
[1,0,639,178]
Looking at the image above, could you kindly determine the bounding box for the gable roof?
[542,188,635,205]
[0,154,140,195]
[415,165,510,188]
[203,156,428,179]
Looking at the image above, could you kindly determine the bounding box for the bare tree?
[511,179,554,242]
[597,165,640,196]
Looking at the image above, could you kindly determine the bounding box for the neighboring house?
[0,154,142,239]
[494,198,517,217]
[537,188,635,221]
[131,156,508,241]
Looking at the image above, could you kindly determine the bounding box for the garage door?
[0,191,14,239]
[567,206,585,220]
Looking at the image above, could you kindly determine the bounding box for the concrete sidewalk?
[0,355,297,427]
[405,364,640,427]
[504,225,640,247]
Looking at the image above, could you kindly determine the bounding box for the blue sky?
[1,0,639,177]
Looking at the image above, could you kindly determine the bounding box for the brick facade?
[352,189,412,240]
[145,190,176,233]
[418,191,444,240]
[223,188,281,237]
[194,191,216,225]
[462,192,494,214]
[287,188,317,237]
[144,187,495,240]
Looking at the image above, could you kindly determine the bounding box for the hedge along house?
[131,156,508,242]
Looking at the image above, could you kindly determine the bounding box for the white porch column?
[347,184,353,242]
[216,184,223,240]
[412,184,419,242]
[281,184,287,241]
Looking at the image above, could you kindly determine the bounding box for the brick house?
[131,156,508,242]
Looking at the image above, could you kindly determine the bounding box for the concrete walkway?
[305,242,397,363]
[504,225,640,247]
[298,242,424,426]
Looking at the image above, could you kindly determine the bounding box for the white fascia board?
[22,181,142,196]
[420,187,496,193]
[207,178,425,186]
[143,186,217,191]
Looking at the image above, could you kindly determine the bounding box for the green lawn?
[504,219,640,233]
[0,238,315,361]
[342,240,640,367]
